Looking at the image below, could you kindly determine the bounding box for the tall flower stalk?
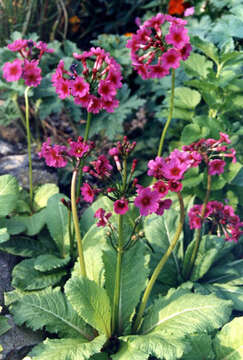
[24,86,33,208]
[132,192,185,333]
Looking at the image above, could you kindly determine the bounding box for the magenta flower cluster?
[52,47,122,114]
[126,13,192,79]
[183,132,236,175]
[2,39,53,87]
[38,136,93,168]
[189,201,243,243]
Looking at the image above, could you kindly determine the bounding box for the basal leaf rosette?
[126,13,192,79]
[52,47,123,114]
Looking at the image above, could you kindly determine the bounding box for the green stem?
[132,192,185,333]
[71,165,87,277]
[157,68,176,157]
[24,86,33,209]
[77,111,92,197]
[184,173,212,280]
[111,215,124,335]
[68,209,74,259]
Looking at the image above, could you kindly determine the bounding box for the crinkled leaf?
[0,217,26,234]
[65,277,111,338]
[191,36,219,64]
[183,53,213,79]
[11,258,66,291]
[0,227,9,243]
[10,287,93,339]
[33,183,59,211]
[45,193,70,256]
[30,335,106,360]
[181,124,202,144]
[103,242,149,334]
[173,87,201,110]
[34,254,70,272]
[0,174,19,216]
[183,333,215,360]
[111,341,148,360]
[214,317,243,360]
[202,283,243,312]
[0,316,11,336]
[141,288,232,337]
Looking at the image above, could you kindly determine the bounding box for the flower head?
[134,187,161,216]
[38,138,67,168]
[2,59,23,82]
[81,183,95,203]
[114,198,129,215]
[94,208,112,227]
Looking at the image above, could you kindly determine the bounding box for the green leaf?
[33,183,59,211]
[0,227,9,243]
[223,163,242,183]
[34,254,70,272]
[17,209,46,236]
[141,288,232,337]
[103,242,149,333]
[181,124,202,144]
[203,283,243,312]
[11,258,66,291]
[191,36,219,64]
[0,217,26,235]
[182,167,203,188]
[214,317,243,360]
[0,316,11,336]
[231,167,243,186]
[45,193,70,256]
[182,333,215,360]
[10,287,93,339]
[173,87,201,110]
[144,210,182,287]
[112,341,149,360]
[30,335,106,360]
[65,277,111,338]
[184,53,213,78]
[0,174,19,216]
[184,236,227,282]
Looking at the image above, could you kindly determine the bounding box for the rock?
[0,124,25,145]
[0,141,16,156]
[0,315,43,360]
[0,154,58,188]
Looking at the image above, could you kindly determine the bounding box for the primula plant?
[0,7,243,360]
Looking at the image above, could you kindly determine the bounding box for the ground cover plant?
[0,1,243,359]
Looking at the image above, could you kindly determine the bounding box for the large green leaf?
[103,242,149,334]
[173,87,201,110]
[0,227,9,243]
[112,341,149,360]
[65,277,111,338]
[213,317,243,360]
[183,53,213,78]
[144,210,182,287]
[0,314,11,336]
[182,333,215,360]
[191,36,219,64]
[10,287,93,339]
[45,193,70,256]
[11,258,66,291]
[0,174,19,216]
[30,335,106,360]
[0,217,26,235]
[17,209,46,236]
[34,254,71,272]
[33,183,59,211]
[141,288,232,337]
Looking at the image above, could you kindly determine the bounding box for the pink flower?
[36,41,54,54]
[2,59,23,82]
[165,24,189,49]
[114,198,129,215]
[150,63,169,78]
[155,199,172,215]
[71,76,89,98]
[94,208,112,227]
[7,39,27,51]
[168,180,182,192]
[184,7,194,17]
[22,61,42,87]
[56,78,71,99]
[208,159,226,175]
[98,80,116,101]
[91,155,113,178]
[162,48,182,69]
[148,156,166,179]
[180,43,192,61]
[162,158,187,180]
[67,137,90,158]
[81,183,95,203]
[153,181,169,198]
[38,138,67,168]
[219,132,231,144]
[87,95,103,114]
[134,187,161,216]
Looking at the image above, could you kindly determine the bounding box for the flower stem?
[71,164,87,277]
[132,192,185,333]
[24,86,33,209]
[157,68,175,157]
[111,214,124,335]
[68,208,74,259]
[184,173,212,280]
[77,111,92,197]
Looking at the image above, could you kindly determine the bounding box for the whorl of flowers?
[38,136,93,168]
[182,132,236,176]
[52,47,122,114]
[2,39,53,87]
[188,201,243,243]
[126,13,192,79]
